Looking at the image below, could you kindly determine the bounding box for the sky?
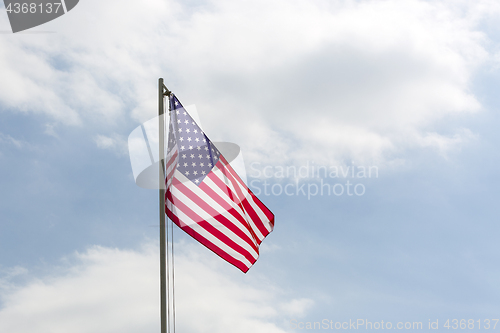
[1,0,500,332]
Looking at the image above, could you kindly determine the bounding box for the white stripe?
[211,168,266,240]
[203,171,246,217]
[180,175,259,247]
[179,169,261,243]
[221,158,252,200]
[166,195,182,221]
[222,162,273,232]
[166,145,178,188]
[167,196,253,268]
[166,153,178,176]
[212,165,243,203]
[209,167,247,210]
[171,186,259,259]
[203,172,265,241]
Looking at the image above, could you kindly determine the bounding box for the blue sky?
[1,0,500,332]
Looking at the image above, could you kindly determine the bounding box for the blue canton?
[167,95,221,185]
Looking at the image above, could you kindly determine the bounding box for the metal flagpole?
[159,78,173,333]
[159,78,176,333]
[159,78,167,333]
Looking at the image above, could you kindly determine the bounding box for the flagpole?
[159,78,171,333]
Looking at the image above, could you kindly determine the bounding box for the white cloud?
[0,132,32,150]
[0,242,310,333]
[279,298,314,318]
[176,0,489,165]
[0,266,28,294]
[411,128,477,155]
[0,0,497,165]
[94,133,128,155]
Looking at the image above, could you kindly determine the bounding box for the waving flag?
[165,95,274,272]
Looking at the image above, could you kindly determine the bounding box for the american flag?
[165,94,275,272]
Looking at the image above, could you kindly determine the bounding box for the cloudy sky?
[1,0,500,332]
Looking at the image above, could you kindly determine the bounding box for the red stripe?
[207,172,266,244]
[167,190,258,265]
[167,167,176,183]
[213,159,274,235]
[166,150,178,182]
[220,160,274,227]
[206,167,245,213]
[248,189,275,227]
[217,156,247,199]
[174,180,260,253]
[166,150,178,170]
[166,204,250,273]
[198,181,247,225]
[219,157,274,229]
[166,149,178,164]
[204,172,247,220]
[197,179,261,245]
[206,171,264,241]
[212,161,270,240]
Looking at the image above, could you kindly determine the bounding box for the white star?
[208,162,212,167]
[196,146,201,151]
[190,154,195,158]
[194,129,198,134]
[187,137,192,142]
[195,138,200,142]
[177,120,181,124]
[186,128,190,133]
[179,137,184,142]
[175,101,179,106]
[206,155,210,159]
[184,120,189,124]
[204,146,208,151]
[178,128,183,133]
[185,171,189,176]
[180,146,185,150]
[182,154,186,159]
[198,154,203,159]
[192,162,196,167]
[193,171,198,175]
[189,145,193,150]
[201,171,206,175]
[214,155,218,160]
[195,179,200,184]
[176,110,180,115]
[183,163,188,167]
[200,162,204,167]
[203,138,206,143]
